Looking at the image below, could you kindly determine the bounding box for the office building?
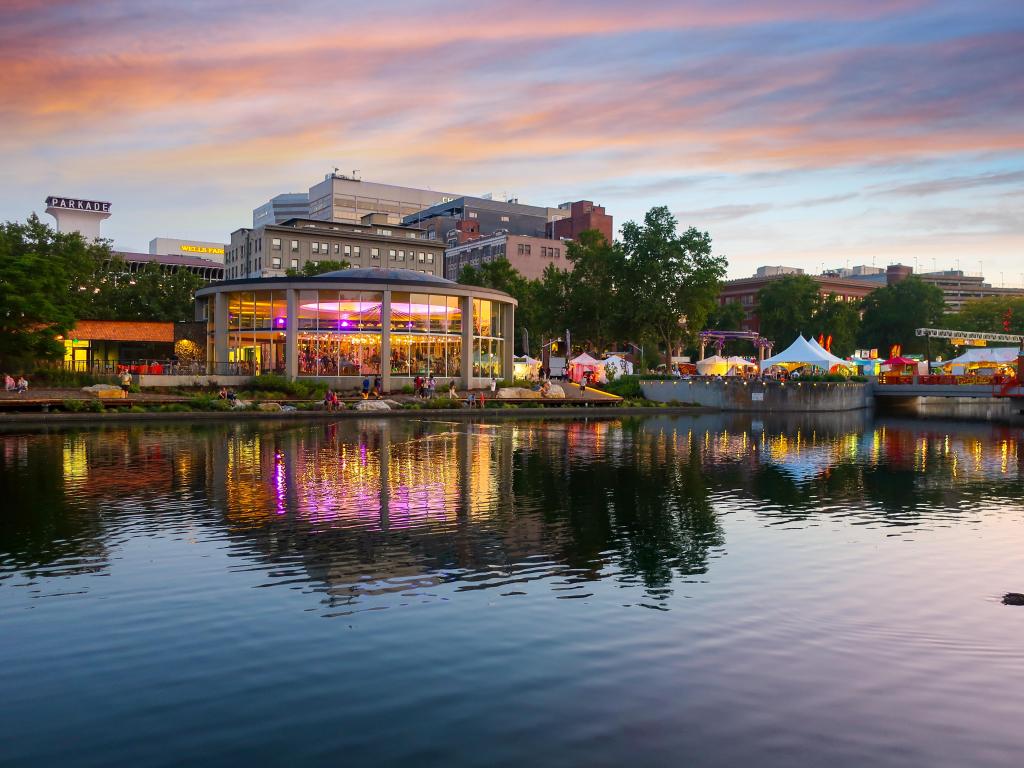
[307,172,461,224]
[196,267,515,389]
[546,200,613,244]
[444,233,571,281]
[224,215,445,280]
[253,193,309,227]
[886,266,1024,313]
[403,195,567,245]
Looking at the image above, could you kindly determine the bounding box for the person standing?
[373,374,383,399]
[427,375,436,398]
[361,376,371,400]
[120,369,132,395]
[490,376,497,395]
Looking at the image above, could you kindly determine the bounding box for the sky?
[2,0,1022,282]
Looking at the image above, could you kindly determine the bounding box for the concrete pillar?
[380,289,392,394]
[699,341,706,361]
[502,301,514,382]
[461,294,473,389]
[214,291,228,375]
[285,289,298,381]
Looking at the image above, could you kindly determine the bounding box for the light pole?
[625,342,644,373]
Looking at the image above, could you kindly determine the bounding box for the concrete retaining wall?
[136,374,252,388]
[641,379,871,412]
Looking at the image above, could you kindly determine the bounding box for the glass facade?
[296,290,383,376]
[390,292,462,377]
[202,279,510,382]
[472,298,505,378]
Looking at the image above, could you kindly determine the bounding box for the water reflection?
[1,414,1022,610]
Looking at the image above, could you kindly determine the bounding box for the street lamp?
[625,342,644,373]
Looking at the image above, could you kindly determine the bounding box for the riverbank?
[0,404,711,428]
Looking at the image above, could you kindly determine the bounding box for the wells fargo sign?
[180,244,225,255]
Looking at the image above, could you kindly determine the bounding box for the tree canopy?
[945,296,1024,336]
[286,259,350,277]
[81,256,205,323]
[754,275,821,346]
[0,215,103,368]
[858,276,945,354]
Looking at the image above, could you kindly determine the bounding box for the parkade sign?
[45,196,111,213]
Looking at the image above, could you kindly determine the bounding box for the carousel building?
[194,267,515,389]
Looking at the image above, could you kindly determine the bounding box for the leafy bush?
[601,375,644,398]
[128,405,146,413]
[246,374,326,399]
[424,396,461,409]
[188,395,232,411]
[85,399,104,413]
[400,384,415,395]
[35,367,118,388]
[62,399,86,412]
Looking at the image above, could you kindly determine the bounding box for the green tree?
[946,296,1024,336]
[459,257,539,355]
[859,276,945,354]
[707,300,745,331]
[82,258,205,322]
[754,274,820,346]
[620,207,726,364]
[285,259,350,277]
[809,295,861,357]
[562,229,624,350]
[0,215,103,369]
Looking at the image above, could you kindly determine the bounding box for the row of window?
[514,243,562,258]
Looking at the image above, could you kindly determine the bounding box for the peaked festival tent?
[806,337,855,371]
[760,335,852,372]
[602,354,634,379]
[513,355,542,380]
[568,352,604,383]
[725,356,758,375]
[696,355,729,375]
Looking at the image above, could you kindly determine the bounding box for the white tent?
[602,354,634,378]
[568,352,604,382]
[760,335,849,372]
[943,347,1020,366]
[806,337,854,370]
[726,356,757,369]
[513,355,542,380]
[697,355,729,375]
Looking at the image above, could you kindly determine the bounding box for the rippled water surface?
[2,413,1024,767]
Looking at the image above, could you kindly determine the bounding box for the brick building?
[545,200,613,244]
[444,233,570,281]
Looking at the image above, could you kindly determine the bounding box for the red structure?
[546,201,613,244]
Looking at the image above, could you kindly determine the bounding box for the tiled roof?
[70,320,175,342]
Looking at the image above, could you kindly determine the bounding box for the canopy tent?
[513,355,542,380]
[882,356,917,367]
[806,337,855,371]
[937,347,1020,375]
[760,335,853,372]
[724,356,758,376]
[696,355,729,375]
[568,352,604,383]
[602,354,634,379]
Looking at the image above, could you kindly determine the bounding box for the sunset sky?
[2,0,1022,281]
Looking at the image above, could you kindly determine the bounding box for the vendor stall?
[513,355,542,381]
[602,354,634,380]
[760,335,855,375]
[567,352,605,383]
[696,355,729,376]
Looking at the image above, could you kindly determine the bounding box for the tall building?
[886,266,1024,313]
[253,193,309,227]
[224,215,444,280]
[444,233,571,281]
[546,200,613,244]
[307,172,461,224]
[402,195,567,245]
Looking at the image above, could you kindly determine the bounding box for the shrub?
[601,375,644,399]
[85,399,105,413]
[400,384,415,395]
[62,399,86,412]
[246,374,326,399]
[188,395,232,411]
[34,367,118,388]
[128,405,146,413]
[424,396,460,409]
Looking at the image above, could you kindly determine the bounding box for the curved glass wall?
[472,298,505,378]
[297,290,383,376]
[390,292,462,377]
[227,290,288,375]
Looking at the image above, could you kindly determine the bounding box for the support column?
[699,340,706,361]
[285,289,298,381]
[214,292,228,375]
[380,289,392,395]
[502,301,514,383]
[461,294,473,389]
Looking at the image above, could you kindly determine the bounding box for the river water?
[1,414,1023,767]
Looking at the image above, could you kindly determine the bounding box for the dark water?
[2,413,1023,767]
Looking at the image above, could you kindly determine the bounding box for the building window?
[378,229,392,236]
[418,252,425,262]
[427,253,434,263]
[524,245,531,255]
[272,257,281,268]
[468,212,478,218]
[353,246,361,258]
[344,245,351,256]
[389,249,396,261]
[398,250,406,261]
[500,216,509,222]
[321,243,329,254]
[334,244,340,254]
[541,247,548,257]
[291,240,299,252]
[272,238,281,250]
[517,244,525,255]
[371,248,379,260]
[554,248,560,258]
[290,258,299,269]
[312,242,320,254]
